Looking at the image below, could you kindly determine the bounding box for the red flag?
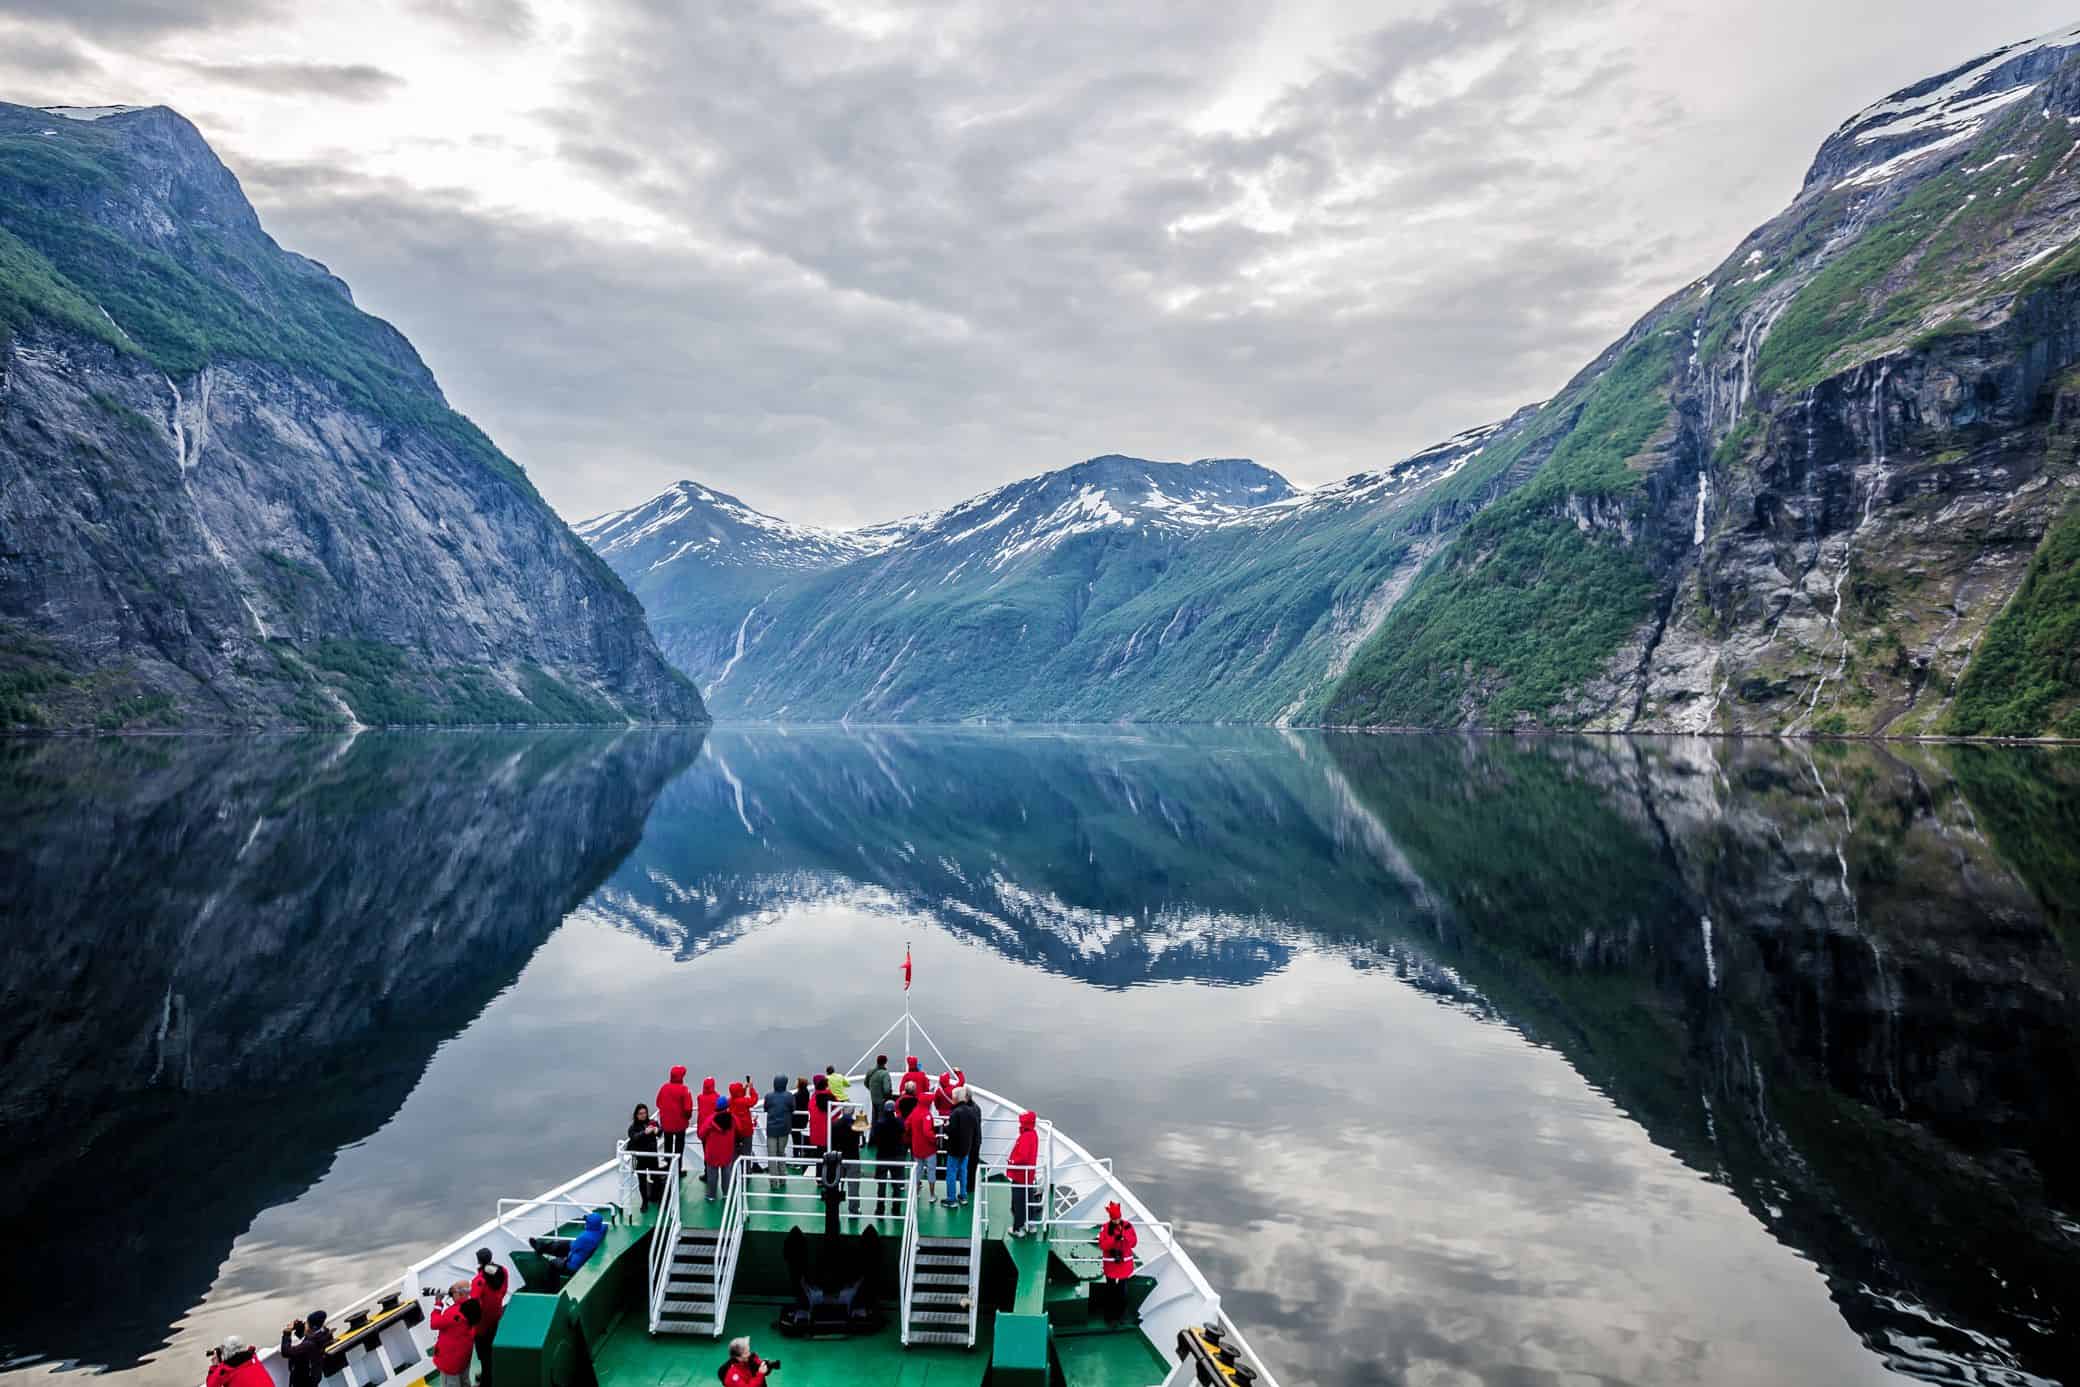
[902,944,912,991]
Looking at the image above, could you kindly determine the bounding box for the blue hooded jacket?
[565,1212,606,1272]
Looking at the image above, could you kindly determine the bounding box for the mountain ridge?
[587,24,2080,736]
[0,101,708,729]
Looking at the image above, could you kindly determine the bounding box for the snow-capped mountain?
[583,439,1531,720]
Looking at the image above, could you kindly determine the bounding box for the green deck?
[495,1168,1166,1387]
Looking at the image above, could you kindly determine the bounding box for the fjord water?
[3,730,2078,1387]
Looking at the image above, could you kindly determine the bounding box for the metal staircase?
[656,1225,725,1334]
[904,1234,974,1346]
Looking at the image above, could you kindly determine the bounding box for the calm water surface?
[3,727,2078,1387]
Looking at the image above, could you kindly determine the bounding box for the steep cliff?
[0,103,707,728]
[1324,25,2080,735]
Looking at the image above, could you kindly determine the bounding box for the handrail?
[494,1195,621,1232]
[710,1157,752,1337]
[965,1167,985,1347]
[646,1150,683,1332]
[898,1163,921,1346]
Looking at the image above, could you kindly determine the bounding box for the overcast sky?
[2,1,2071,527]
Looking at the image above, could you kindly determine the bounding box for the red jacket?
[808,1085,832,1146]
[721,1359,770,1387]
[1098,1204,1137,1279]
[906,1101,938,1158]
[205,1363,234,1387]
[697,1077,720,1132]
[430,1300,476,1374]
[218,1355,269,1387]
[471,1265,509,1333]
[1007,1111,1040,1184]
[729,1084,755,1136]
[700,1108,739,1167]
[656,1066,694,1134]
[933,1069,963,1116]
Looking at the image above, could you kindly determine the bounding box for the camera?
[420,1286,444,1299]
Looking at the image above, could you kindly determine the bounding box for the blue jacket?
[764,1080,795,1137]
[566,1212,606,1272]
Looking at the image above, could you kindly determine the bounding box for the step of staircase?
[914,1271,967,1287]
[655,1317,716,1335]
[662,1298,719,1317]
[906,1329,968,1346]
[917,1252,969,1268]
[913,1291,966,1308]
[908,1309,967,1327]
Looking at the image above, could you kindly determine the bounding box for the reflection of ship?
[0,729,704,1370]
[214,1011,1279,1387]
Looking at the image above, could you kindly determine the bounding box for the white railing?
[709,1158,752,1337]
[493,1195,623,1233]
[898,1164,921,1346]
[645,1149,684,1332]
[964,1166,985,1347]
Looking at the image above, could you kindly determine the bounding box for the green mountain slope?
[0,103,706,729]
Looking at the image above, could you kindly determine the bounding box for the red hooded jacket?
[697,1076,720,1132]
[656,1065,694,1134]
[430,1300,477,1375]
[729,1083,755,1136]
[471,1264,509,1334]
[808,1079,833,1146]
[1007,1111,1040,1184]
[222,1354,271,1387]
[906,1099,938,1158]
[933,1068,964,1116]
[721,1358,770,1387]
[1098,1202,1138,1279]
[898,1058,931,1099]
[700,1107,739,1167]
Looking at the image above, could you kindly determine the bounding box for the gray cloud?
[404,0,533,41]
[30,0,2080,526]
[0,0,276,38]
[174,59,403,100]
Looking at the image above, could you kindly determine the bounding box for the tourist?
[279,1312,334,1387]
[832,1104,866,1214]
[805,1073,833,1158]
[429,1282,481,1387]
[932,1067,964,1183]
[870,1098,907,1216]
[655,1065,693,1175]
[905,1089,939,1205]
[763,1074,795,1191]
[865,1054,893,1116]
[211,1336,271,1387]
[729,1081,756,1166]
[944,1086,980,1209]
[697,1075,721,1135]
[824,1064,852,1102]
[790,1076,811,1153]
[899,1056,931,1101]
[529,1210,607,1278]
[1007,1111,1040,1235]
[627,1103,665,1210]
[470,1249,509,1387]
[701,1099,739,1202]
[1095,1202,1138,1324]
[720,1336,779,1386]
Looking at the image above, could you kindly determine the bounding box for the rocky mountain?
[588,26,2080,736]
[0,103,706,729]
[1322,23,2080,736]
[591,427,1535,720]
[574,480,913,688]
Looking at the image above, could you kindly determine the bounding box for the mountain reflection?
[0,729,703,1368]
[3,726,2076,1385]
[598,727,2080,1385]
